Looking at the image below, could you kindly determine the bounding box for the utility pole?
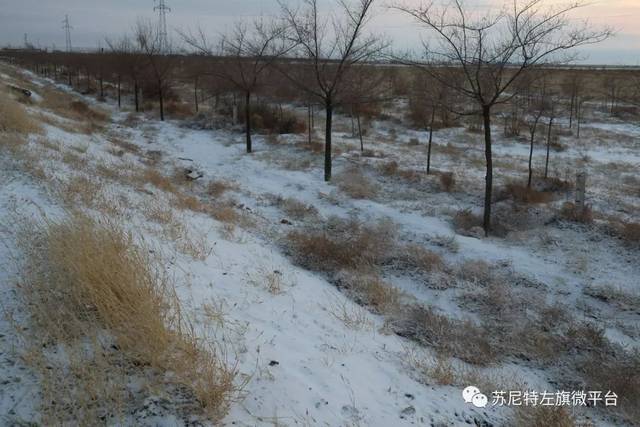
[63,15,73,52]
[154,0,171,52]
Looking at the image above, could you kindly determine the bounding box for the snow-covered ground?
[1,63,639,426]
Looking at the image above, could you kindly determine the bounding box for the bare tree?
[395,0,611,235]
[181,20,291,153]
[135,20,176,121]
[278,0,385,181]
[544,90,560,179]
[525,75,548,187]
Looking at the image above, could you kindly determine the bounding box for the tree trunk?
[117,75,121,109]
[324,100,333,182]
[308,103,312,145]
[134,80,139,112]
[158,81,164,121]
[99,76,104,98]
[245,91,252,154]
[569,93,575,129]
[482,106,493,237]
[427,107,436,175]
[357,113,363,152]
[545,116,553,179]
[194,76,199,113]
[576,102,581,139]
[528,128,536,188]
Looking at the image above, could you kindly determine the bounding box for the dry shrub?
[336,270,401,314]
[613,221,640,246]
[171,192,205,213]
[453,209,482,233]
[560,202,593,224]
[394,244,445,272]
[17,213,238,423]
[458,260,497,286]
[438,171,456,192]
[279,197,318,220]
[324,293,373,330]
[139,168,177,194]
[207,179,237,198]
[58,175,101,207]
[144,199,175,224]
[208,200,241,226]
[109,136,140,155]
[0,132,28,154]
[580,350,640,424]
[0,94,42,134]
[361,148,385,158]
[335,167,378,199]
[41,88,109,128]
[248,103,306,134]
[286,217,396,273]
[541,177,573,192]
[584,284,640,311]
[379,160,399,176]
[165,100,194,119]
[500,183,554,204]
[513,406,576,427]
[392,305,496,365]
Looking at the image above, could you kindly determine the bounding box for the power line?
[62,14,73,52]
[154,0,171,52]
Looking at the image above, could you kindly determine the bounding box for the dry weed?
[207,179,238,198]
[335,167,378,199]
[512,405,576,427]
[286,217,396,273]
[16,213,239,423]
[0,93,42,134]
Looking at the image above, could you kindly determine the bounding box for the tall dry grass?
[0,93,42,134]
[17,212,239,423]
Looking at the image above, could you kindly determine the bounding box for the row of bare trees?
[4,0,613,236]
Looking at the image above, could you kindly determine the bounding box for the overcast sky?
[0,0,638,65]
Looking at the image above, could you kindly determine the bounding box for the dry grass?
[16,213,238,423]
[278,197,319,220]
[560,202,593,224]
[57,175,101,207]
[391,305,497,365]
[611,220,640,246]
[0,93,42,134]
[500,183,554,204]
[286,217,396,273]
[41,88,108,122]
[457,259,494,284]
[335,167,378,199]
[139,168,178,194]
[512,406,577,427]
[379,160,399,176]
[207,179,238,198]
[580,349,640,424]
[336,270,402,314]
[452,209,483,234]
[438,171,456,192]
[393,244,445,273]
[324,293,374,330]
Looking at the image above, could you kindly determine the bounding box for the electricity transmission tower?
[154,0,171,52]
[62,15,73,52]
